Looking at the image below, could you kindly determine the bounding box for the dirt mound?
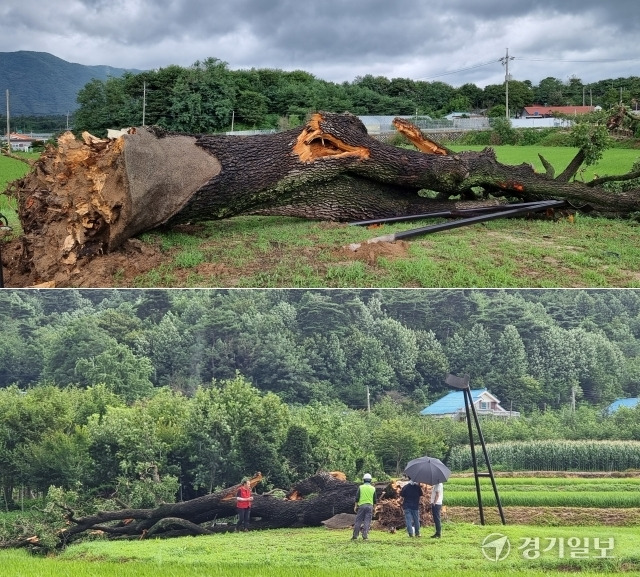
[2,236,165,287]
[335,239,410,264]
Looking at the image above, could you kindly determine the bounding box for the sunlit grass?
[0,524,637,577]
[450,145,640,180]
[0,153,37,235]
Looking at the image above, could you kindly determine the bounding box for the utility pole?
[6,90,10,154]
[142,82,146,126]
[230,110,235,133]
[366,386,370,414]
[500,48,515,119]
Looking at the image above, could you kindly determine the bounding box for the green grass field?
[1,475,639,576]
[445,476,640,508]
[0,153,37,232]
[0,524,637,577]
[449,145,640,181]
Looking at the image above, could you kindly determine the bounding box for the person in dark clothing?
[400,478,423,537]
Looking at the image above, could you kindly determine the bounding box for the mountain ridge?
[0,51,142,116]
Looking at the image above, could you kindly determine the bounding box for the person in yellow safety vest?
[351,473,377,540]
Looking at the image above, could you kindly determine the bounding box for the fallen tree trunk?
[0,473,422,551]
[6,112,640,283]
[10,473,371,549]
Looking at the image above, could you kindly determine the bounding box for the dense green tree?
[343,331,394,404]
[168,58,235,132]
[0,385,77,505]
[414,329,449,394]
[534,77,566,106]
[505,80,534,115]
[74,79,110,134]
[373,417,423,476]
[372,316,421,391]
[74,342,155,403]
[485,325,542,410]
[280,424,315,482]
[15,428,91,493]
[235,90,269,127]
[40,317,114,386]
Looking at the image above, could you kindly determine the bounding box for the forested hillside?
[2,288,640,507]
[0,51,137,116]
[2,289,639,410]
[3,51,640,136]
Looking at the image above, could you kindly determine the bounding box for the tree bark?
[7,112,640,282]
[27,473,365,548]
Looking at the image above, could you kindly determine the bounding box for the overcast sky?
[1,1,639,88]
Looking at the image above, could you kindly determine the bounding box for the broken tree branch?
[5,112,640,285]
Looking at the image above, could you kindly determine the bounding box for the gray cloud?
[1,1,638,89]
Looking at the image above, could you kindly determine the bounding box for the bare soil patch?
[3,237,166,288]
[445,506,640,526]
[334,240,410,264]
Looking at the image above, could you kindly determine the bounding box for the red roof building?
[522,105,596,118]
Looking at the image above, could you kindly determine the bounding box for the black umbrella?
[403,456,451,485]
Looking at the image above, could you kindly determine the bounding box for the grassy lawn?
[0,524,637,577]
[130,213,640,288]
[449,145,640,180]
[0,153,38,232]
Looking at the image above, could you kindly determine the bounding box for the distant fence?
[225,129,277,136]
[222,116,571,144]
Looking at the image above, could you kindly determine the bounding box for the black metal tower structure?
[445,373,506,525]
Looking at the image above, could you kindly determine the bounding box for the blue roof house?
[420,388,519,419]
[606,398,640,414]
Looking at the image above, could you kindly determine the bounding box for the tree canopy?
[1,288,640,528]
[66,59,640,135]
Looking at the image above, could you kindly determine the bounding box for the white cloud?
[1,1,639,86]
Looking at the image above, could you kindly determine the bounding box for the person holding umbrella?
[351,473,376,540]
[400,477,423,537]
[403,456,451,540]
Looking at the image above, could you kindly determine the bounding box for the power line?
[416,59,501,81]
[416,54,640,83]
[515,56,640,64]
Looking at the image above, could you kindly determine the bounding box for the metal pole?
[505,48,509,119]
[366,200,566,242]
[142,81,146,127]
[6,89,10,154]
[349,201,566,227]
[462,388,484,525]
[467,389,506,525]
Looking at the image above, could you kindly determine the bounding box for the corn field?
[447,440,640,472]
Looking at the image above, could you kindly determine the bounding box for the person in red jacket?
[236,478,254,532]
